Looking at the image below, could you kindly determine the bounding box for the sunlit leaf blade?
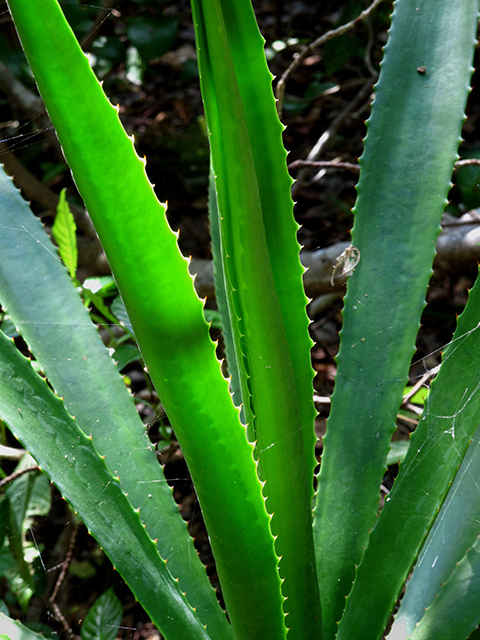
[339,267,480,640]
[192,2,320,637]
[408,537,480,640]
[388,420,480,637]
[0,331,211,640]
[51,188,78,280]
[316,1,479,637]
[208,164,243,412]
[5,2,283,637]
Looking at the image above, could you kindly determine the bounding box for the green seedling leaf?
[82,276,116,296]
[81,588,123,640]
[208,165,243,412]
[340,261,480,640]
[52,188,78,281]
[193,1,320,635]
[83,289,119,325]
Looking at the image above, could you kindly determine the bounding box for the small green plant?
[1,1,480,639]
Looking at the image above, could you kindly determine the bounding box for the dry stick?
[0,464,40,490]
[49,521,81,639]
[402,366,440,407]
[289,157,480,175]
[275,0,385,117]
[441,210,480,226]
[314,396,420,430]
[363,7,377,77]
[291,77,376,198]
[288,159,360,173]
[51,602,79,640]
[191,215,480,300]
[398,413,419,429]
[80,0,121,52]
[454,158,480,168]
[0,444,25,461]
[49,521,81,604]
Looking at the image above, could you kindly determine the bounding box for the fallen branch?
[190,211,480,300]
[289,157,480,175]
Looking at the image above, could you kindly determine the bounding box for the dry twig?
[288,156,480,182]
[49,521,81,605]
[291,77,375,197]
[49,521,82,639]
[288,159,360,173]
[0,464,40,490]
[275,0,384,116]
[454,158,480,168]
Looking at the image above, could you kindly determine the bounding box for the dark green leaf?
[111,343,141,371]
[81,588,123,640]
[110,296,133,332]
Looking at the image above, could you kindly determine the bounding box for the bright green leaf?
[52,189,78,281]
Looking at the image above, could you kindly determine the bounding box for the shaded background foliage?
[0,0,479,637]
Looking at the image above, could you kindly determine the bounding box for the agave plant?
[1,0,480,639]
